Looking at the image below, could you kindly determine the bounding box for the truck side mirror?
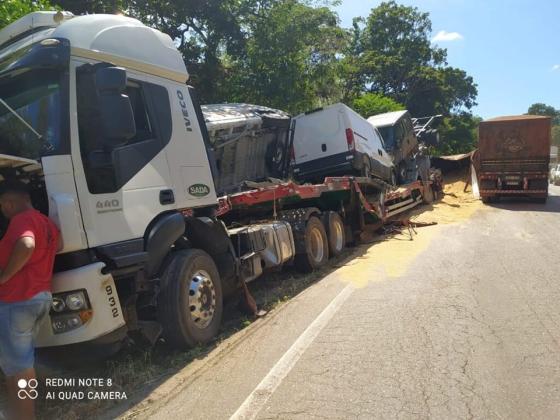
[95,67,136,144]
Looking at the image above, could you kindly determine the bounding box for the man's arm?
[0,236,35,284]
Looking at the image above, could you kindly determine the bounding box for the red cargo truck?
[477,115,551,203]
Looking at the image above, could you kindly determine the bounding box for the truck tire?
[294,216,329,272]
[323,212,345,257]
[158,249,223,350]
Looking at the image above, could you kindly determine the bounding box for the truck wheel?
[323,212,346,257]
[535,196,547,204]
[158,249,223,350]
[295,216,329,272]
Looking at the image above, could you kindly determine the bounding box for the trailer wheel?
[158,249,223,350]
[295,216,329,272]
[323,212,346,257]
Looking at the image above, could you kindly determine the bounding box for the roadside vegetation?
[3,0,482,155]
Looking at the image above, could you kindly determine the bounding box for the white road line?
[230,284,355,420]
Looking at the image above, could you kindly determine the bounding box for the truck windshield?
[377,126,395,151]
[0,69,61,160]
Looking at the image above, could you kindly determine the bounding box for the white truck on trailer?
[0,11,299,354]
[291,103,396,185]
[201,103,291,194]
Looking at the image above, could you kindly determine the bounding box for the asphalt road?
[123,185,560,420]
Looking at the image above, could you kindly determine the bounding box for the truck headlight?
[50,289,91,334]
[52,314,83,334]
[52,297,66,313]
[65,292,87,311]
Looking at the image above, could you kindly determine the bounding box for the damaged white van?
[291,103,395,185]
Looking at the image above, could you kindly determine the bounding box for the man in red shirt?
[0,181,60,420]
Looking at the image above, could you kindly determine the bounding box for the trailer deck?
[217,177,428,224]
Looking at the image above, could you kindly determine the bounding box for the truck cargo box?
[477,115,551,202]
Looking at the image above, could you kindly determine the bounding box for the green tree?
[0,0,54,28]
[225,0,346,113]
[52,0,121,14]
[433,112,481,156]
[345,1,477,117]
[552,126,560,147]
[351,93,404,119]
[527,103,560,125]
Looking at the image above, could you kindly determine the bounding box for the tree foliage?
[1,0,481,153]
[0,0,54,28]
[552,126,560,147]
[225,0,346,113]
[351,93,404,119]
[527,103,560,125]
[345,1,477,117]
[432,113,481,156]
[52,0,121,14]
[526,103,560,146]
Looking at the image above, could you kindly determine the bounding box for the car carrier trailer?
[0,11,430,358]
[216,177,427,273]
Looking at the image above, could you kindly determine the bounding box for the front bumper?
[36,262,126,348]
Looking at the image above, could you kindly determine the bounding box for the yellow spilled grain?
[337,225,440,288]
[410,176,484,225]
[336,174,484,288]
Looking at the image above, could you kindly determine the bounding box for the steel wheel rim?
[333,220,344,252]
[309,228,324,263]
[188,270,216,329]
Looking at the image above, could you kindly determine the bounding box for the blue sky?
[334,0,559,119]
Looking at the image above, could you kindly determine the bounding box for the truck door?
[71,61,175,247]
[163,85,218,211]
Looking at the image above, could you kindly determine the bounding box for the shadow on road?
[30,243,372,420]
[484,193,560,214]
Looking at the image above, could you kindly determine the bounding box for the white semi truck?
[0,11,427,357]
[0,11,300,354]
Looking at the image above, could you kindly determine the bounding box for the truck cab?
[0,11,279,354]
[367,110,418,183]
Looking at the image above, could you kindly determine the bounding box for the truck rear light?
[346,128,355,150]
[523,177,528,190]
[497,177,502,189]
